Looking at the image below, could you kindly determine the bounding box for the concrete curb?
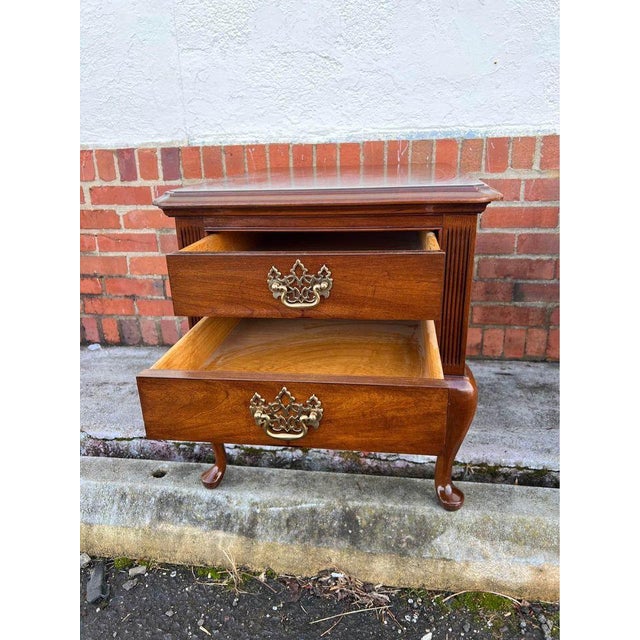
[80,457,559,601]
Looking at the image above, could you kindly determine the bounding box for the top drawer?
[166,230,445,320]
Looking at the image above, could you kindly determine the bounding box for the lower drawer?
[137,317,449,455]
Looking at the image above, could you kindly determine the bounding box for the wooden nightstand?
[136,165,502,510]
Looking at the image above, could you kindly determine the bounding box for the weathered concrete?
[80,457,559,601]
[80,346,559,474]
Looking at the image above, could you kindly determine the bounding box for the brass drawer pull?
[267,260,332,309]
[250,386,323,440]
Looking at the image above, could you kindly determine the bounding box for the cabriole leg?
[201,443,227,489]
[435,366,478,511]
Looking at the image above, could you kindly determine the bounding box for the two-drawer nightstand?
[136,165,501,510]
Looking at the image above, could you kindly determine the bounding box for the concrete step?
[80,456,559,601]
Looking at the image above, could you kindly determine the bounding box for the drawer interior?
[151,317,444,380]
[180,230,441,253]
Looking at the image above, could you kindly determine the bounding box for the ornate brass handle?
[250,387,323,440]
[267,260,332,309]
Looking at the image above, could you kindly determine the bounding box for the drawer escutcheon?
[249,386,323,440]
[267,260,332,309]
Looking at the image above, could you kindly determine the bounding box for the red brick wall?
[80,135,559,360]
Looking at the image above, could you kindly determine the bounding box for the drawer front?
[138,374,448,455]
[167,251,444,320]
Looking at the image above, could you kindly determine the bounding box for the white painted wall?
[80,0,559,147]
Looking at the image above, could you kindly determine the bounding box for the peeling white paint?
[81,0,559,147]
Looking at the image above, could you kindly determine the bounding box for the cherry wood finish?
[435,366,478,511]
[200,443,227,489]
[140,165,502,510]
[167,232,445,320]
[154,165,499,209]
[137,317,448,455]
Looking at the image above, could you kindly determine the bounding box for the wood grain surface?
[137,316,448,454]
[167,232,445,320]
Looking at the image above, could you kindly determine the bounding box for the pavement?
[80,345,559,600]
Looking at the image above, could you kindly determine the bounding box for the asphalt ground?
[81,556,559,640]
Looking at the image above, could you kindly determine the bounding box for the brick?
[472,305,546,327]
[517,233,559,255]
[181,147,202,179]
[479,179,521,201]
[316,143,337,169]
[80,208,120,229]
[435,139,458,171]
[460,139,483,173]
[511,137,536,169]
[289,144,311,168]
[94,150,117,181]
[482,328,504,357]
[84,297,135,315]
[411,140,433,165]
[140,318,160,345]
[80,277,102,295]
[525,328,548,357]
[80,234,97,252]
[363,140,384,165]
[81,316,100,343]
[485,137,509,173]
[466,327,482,356]
[475,232,515,255]
[160,147,181,180]
[101,318,120,343]
[481,206,559,229]
[153,185,174,199]
[129,256,168,276]
[81,186,85,204]
[137,148,159,180]
[387,140,410,166]
[246,145,268,172]
[80,150,95,182]
[339,143,360,167]
[268,144,289,170]
[136,298,175,316]
[116,148,137,181]
[81,256,128,275]
[224,145,245,175]
[164,277,172,299]
[546,328,559,360]
[504,328,526,359]
[471,281,514,302]
[97,233,158,253]
[202,146,224,178]
[122,208,174,230]
[550,307,559,325]
[90,186,152,205]
[179,318,189,336]
[477,257,556,280]
[120,318,142,345]
[524,178,559,201]
[513,282,559,303]
[104,277,164,297]
[540,135,559,170]
[160,318,180,345]
[159,233,179,253]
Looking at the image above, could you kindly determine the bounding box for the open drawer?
[166,231,445,320]
[137,317,449,455]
